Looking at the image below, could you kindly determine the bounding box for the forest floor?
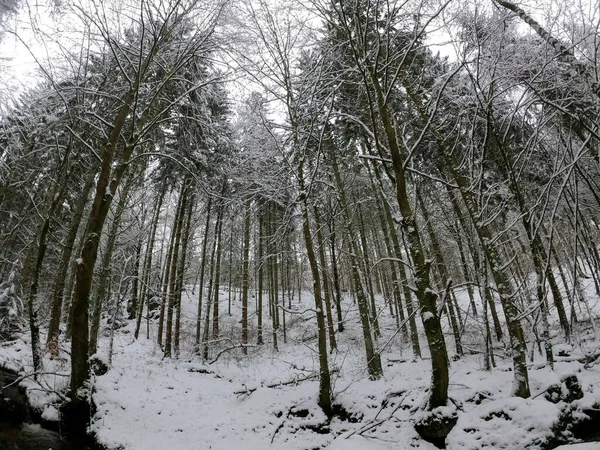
[2,275,600,449]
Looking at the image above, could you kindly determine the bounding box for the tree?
[235,0,334,414]
[318,0,452,409]
[68,0,226,395]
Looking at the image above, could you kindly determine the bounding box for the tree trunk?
[368,72,449,406]
[329,141,382,379]
[165,182,188,357]
[47,168,95,354]
[241,199,251,355]
[298,158,332,416]
[174,190,194,357]
[28,147,71,372]
[128,207,146,321]
[417,189,463,357]
[328,220,344,333]
[257,210,264,345]
[158,188,183,347]
[70,92,135,395]
[90,173,134,355]
[203,200,224,359]
[135,185,166,339]
[195,197,212,348]
[357,203,380,338]
[211,204,224,341]
[370,161,421,358]
[314,205,337,352]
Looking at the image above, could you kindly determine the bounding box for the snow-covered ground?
[2,270,600,449]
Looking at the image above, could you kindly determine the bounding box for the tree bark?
[165,182,188,357]
[241,199,251,355]
[174,189,194,357]
[298,158,332,415]
[314,205,337,352]
[329,141,383,379]
[195,197,212,348]
[158,188,183,347]
[89,172,134,355]
[70,91,135,394]
[47,169,96,354]
[135,185,166,339]
[211,203,224,341]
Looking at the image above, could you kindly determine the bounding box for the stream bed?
[0,422,91,450]
[0,367,99,450]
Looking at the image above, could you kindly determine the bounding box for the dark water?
[0,423,84,450]
[0,368,97,450]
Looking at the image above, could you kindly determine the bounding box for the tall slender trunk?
[70,91,135,394]
[357,203,380,337]
[328,220,344,333]
[371,161,421,358]
[417,189,463,357]
[158,188,184,347]
[135,185,166,339]
[241,199,251,355]
[437,143,531,398]
[257,210,264,345]
[330,141,382,379]
[128,203,147,320]
[314,206,337,352]
[211,206,224,341]
[64,230,86,339]
[203,201,224,359]
[455,226,478,318]
[368,72,448,406]
[446,187,503,340]
[28,147,71,373]
[47,169,96,354]
[269,208,279,351]
[165,182,188,357]
[227,216,234,316]
[174,191,194,357]
[90,173,134,355]
[195,197,212,347]
[298,158,332,415]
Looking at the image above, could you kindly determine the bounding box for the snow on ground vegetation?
[2,269,600,449]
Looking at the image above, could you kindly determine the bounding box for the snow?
[555,444,600,449]
[446,397,561,449]
[327,435,403,449]
[81,288,455,449]
[2,268,600,449]
[422,311,434,322]
[91,334,374,450]
[41,405,59,422]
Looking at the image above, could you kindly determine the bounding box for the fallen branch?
[345,390,410,439]
[1,371,69,393]
[271,420,286,444]
[235,370,339,397]
[278,304,317,316]
[580,351,600,368]
[209,343,258,365]
[525,350,600,370]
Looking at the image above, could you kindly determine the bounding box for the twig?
[234,371,340,397]
[209,343,258,365]
[1,371,69,392]
[271,420,286,444]
[345,391,410,439]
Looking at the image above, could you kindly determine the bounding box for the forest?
[0,0,600,448]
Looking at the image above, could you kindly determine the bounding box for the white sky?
[0,1,64,107]
[2,0,598,111]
